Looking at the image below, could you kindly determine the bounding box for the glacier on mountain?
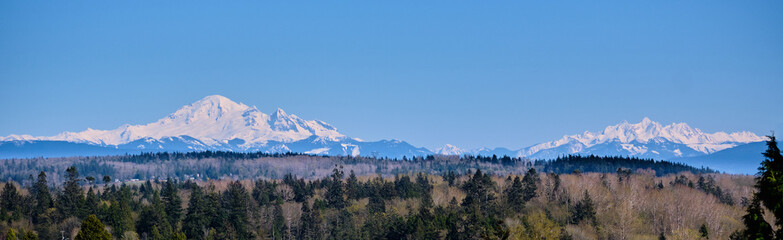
[431,118,763,160]
[0,96,765,164]
[3,95,344,147]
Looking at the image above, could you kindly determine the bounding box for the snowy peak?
[8,95,344,147]
[523,118,763,158]
[435,144,466,155]
[165,95,250,124]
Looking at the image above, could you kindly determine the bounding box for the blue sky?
[1,1,781,150]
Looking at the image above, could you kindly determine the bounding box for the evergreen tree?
[271,202,288,240]
[107,199,134,237]
[137,191,173,238]
[204,190,224,234]
[75,214,112,240]
[308,206,323,240]
[84,187,99,215]
[103,175,111,186]
[756,136,783,236]
[1,182,19,211]
[183,185,209,240]
[326,167,345,209]
[571,190,597,225]
[329,209,357,240]
[461,169,497,214]
[222,181,253,239]
[298,203,312,240]
[443,171,457,186]
[521,168,539,202]
[59,166,86,218]
[415,173,433,209]
[346,170,360,200]
[162,178,183,227]
[505,176,525,213]
[733,196,773,240]
[31,171,52,224]
[367,181,386,214]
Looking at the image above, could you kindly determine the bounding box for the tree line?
[0,152,713,186]
[0,161,764,239]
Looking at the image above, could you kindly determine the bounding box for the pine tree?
[367,181,385,214]
[161,178,183,227]
[75,214,112,240]
[756,136,783,236]
[31,171,52,224]
[137,191,172,238]
[346,170,360,200]
[271,202,288,240]
[103,175,111,186]
[416,173,433,209]
[59,166,86,219]
[1,182,19,211]
[223,181,253,239]
[85,187,99,215]
[505,176,525,213]
[309,207,323,240]
[107,199,135,237]
[298,202,312,240]
[734,196,773,240]
[326,167,345,209]
[461,169,496,214]
[521,168,539,202]
[571,190,597,225]
[183,185,209,240]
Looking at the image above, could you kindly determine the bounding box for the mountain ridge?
[0,95,767,173]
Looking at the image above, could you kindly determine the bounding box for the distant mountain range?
[0,95,769,174]
[434,117,764,163]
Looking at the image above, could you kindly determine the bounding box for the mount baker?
[0,95,766,173]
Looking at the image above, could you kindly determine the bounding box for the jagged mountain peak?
[6,95,344,146]
[435,144,465,155]
[166,95,250,123]
[272,107,288,116]
[521,118,763,158]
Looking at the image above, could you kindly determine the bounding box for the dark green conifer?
[756,136,783,235]
[162,178,183,227]
[326,167,345,209]
[74,214,111,240]
[521,168,539,202]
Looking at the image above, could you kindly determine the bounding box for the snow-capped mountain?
[516,118,762,159]
[3,95,344,147]
[0,95,428,158]
[435,144,466,155]
[434,118,763,161]
[0,96,766,172]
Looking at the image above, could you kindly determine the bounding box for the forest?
[0,138,780,240]
[0,151,713,185]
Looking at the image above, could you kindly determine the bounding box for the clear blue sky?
[1,1,781,150]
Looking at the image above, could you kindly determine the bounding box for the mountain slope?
[515,118,762,159]
[0,96,766,172]
[1,95,344,147]
[0,95,431,158]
